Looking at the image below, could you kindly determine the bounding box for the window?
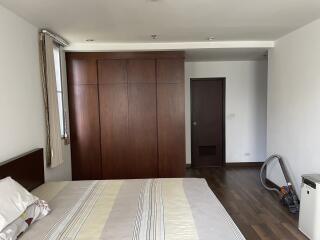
[53,45,66,138]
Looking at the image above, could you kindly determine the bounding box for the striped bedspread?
[21,178,244,240]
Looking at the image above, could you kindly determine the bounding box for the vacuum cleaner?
[260,155,300,214]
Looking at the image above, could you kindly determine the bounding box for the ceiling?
[185,48,267,62]
[1,0,320,43]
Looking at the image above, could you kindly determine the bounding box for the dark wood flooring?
[186,166,307,240]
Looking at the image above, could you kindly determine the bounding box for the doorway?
[191,78,225,167]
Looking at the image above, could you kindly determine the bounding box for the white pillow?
[0,177,38,232]
[0,200,51,240]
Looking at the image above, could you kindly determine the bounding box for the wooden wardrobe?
[66,52,185,180]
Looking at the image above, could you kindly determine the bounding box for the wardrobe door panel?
[157,59,184,83]
[157,58,185,177]
[99,84,129,179]
[127,59,155,83]
[157,83,185,177]
[128,83,158,178]
[67,58,97,85]
[68,85,101,180]
[98,60,126,84]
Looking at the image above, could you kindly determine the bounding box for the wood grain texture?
[0,149,44,191]
[68,85,102,180]
[157,58,185,83]
[226,162,264,168]
[127,59,156,83]
[99,59,158,179]
[127,83,158,178]
[157,58,185,177]
[66,56,97,85]
[157,83,185,177]
[99,59,129,179]
[186,167,307,240]
[99,83,129,179]
[127,59,158,178]
[67,52,185,179]
[98,60,127,84]
[66,52,185,61]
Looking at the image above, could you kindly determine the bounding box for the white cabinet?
[299,174,320,240]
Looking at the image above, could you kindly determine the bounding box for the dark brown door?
[191,78,225,167]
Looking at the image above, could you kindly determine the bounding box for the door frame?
[190,77,226,167]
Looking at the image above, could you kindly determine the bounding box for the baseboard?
[187,162,263,168]
[225,162,263,167]
[265,177,281,190]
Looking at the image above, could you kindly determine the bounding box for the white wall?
[0,5,71,181]
[185,61,268,164]
[267,19,320,196]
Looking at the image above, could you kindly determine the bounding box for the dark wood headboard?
[0,149,44,191]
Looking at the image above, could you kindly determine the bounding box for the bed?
[0,149,245,240]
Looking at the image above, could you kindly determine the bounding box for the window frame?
[53,44,67,140]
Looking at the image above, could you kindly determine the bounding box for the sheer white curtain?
[40,34,68,168]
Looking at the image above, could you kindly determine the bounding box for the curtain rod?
[40,29,69,47]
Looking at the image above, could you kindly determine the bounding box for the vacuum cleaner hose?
[260,154,300,213]
[260,154,282,193]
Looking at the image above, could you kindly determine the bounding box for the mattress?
[20,178,244,240]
